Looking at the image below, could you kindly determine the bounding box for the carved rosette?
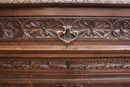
[74,19,112,38]
[3,20,22,38]
[0,18,130,43]
[112,20,130,39]
[23,19,62,38]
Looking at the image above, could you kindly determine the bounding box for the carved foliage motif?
[0,18,130,43]
[0,58,130,70]
[23,19,61,38]
[75,19,112,38]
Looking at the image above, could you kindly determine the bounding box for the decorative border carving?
[0,17,130,43]
[56,85,84,87]
[0,0,130,4]
[0,58,130,70]
[0,84,126,87]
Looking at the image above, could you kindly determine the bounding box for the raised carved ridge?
[0,0,130,4]
[0,17,130,43]
[0,58,130,70]
[56,84,84,87]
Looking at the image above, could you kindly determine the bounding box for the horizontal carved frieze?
[0,17,130,43]
[0,84,85,87]
[56,85,84,87]
[0,58,130,70]
[0,84,126,87]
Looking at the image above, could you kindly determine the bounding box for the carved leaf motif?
[3,20,21,38]
[24,20,60,38]
[74,20,111,38]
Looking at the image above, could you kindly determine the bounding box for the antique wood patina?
[0,0,130,87]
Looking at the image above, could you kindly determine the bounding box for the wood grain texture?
[0,5,130,87]
[1,0,130,8]
[1,8,130,16]
[0,0,130,4]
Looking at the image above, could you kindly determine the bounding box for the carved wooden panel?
[0,17,130,43]
[0,17,130,87]
[0,58,130,71]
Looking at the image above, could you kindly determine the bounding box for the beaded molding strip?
[0,0,130,4]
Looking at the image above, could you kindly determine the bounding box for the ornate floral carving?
[0,17,130,43]
[0,58,130,70]
[23,19,61,38]
[3,20,22,38]
[111,20,130,39]
[75,19,111,38]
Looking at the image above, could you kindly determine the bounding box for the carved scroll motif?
[56,25,78,43]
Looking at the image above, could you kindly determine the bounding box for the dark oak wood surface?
[0,3,130,87]
[0,7,130,16]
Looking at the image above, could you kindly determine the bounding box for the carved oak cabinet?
[1,0,130,87]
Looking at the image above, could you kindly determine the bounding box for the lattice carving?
[0,17,130,43]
